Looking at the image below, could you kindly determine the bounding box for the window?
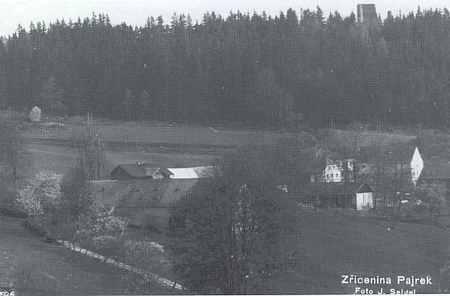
[331,174,334,178]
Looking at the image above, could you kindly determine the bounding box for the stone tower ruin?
[357,4,381,43]
[357,4,380,25]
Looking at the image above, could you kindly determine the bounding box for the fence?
[56,240,184,292]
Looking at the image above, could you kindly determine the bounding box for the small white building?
[355,182,374,210]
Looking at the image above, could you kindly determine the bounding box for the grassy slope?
[24,122,279,148]
[271,209,450,294]
[0,216,126,294]
[24,123,416,176]
[28,143,217,175]
[27,123,416,148]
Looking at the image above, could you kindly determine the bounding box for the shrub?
[29,106,41,122]
[17,171,63,216]
[73,205,129,251]
[119,239,172,293]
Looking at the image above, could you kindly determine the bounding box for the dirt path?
[0,216,126,295]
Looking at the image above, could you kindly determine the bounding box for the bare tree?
[423,183,448,219]
[0,120,34,188]
[369,140,416,219]
[167,147,297,294]
[333,123,374,184]
[275,131,325,209]
[61,124,106,217]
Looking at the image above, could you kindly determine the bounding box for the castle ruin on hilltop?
[357,4,380,26]
[356,4,381,43]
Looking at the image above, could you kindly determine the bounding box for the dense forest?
[1,7,450,129]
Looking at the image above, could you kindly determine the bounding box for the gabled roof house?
[311,158,354,183]
[303,181,374,210]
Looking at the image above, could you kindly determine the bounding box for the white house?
[323,158,354,183]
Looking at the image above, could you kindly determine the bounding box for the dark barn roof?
[356,182,373,193]
[84,178,199,231]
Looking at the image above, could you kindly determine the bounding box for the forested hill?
[0,8,450,129]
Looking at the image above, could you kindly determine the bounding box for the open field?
[24,122,279,148]
[27,142,217,175]
[268,209,450,294]
[22,122,418,176]
[24,121,418,149]
[330,128,417,146]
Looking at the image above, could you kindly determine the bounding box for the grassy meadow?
[269,209,450,294]
[28,142,218,176]
[24,120,279,148]
[23,119,419,177]
[0,217,126,294]
[24,120,272,175]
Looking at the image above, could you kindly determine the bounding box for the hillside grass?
[24,120,279,148]
[27,143,217,175]
[0,216,129,294]
[268,208,450,294]
[22,118,419,149]
[9,205,450,294]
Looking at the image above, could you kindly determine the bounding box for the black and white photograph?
[1,0,450,294]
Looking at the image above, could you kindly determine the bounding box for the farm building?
[355,182,374,210]
[303,181,374,210]
[84,178,201,233]
[109,163,173,180]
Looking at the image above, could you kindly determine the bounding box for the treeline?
[1,7,450,128]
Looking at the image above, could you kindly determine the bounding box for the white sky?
[0,0,449,38]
